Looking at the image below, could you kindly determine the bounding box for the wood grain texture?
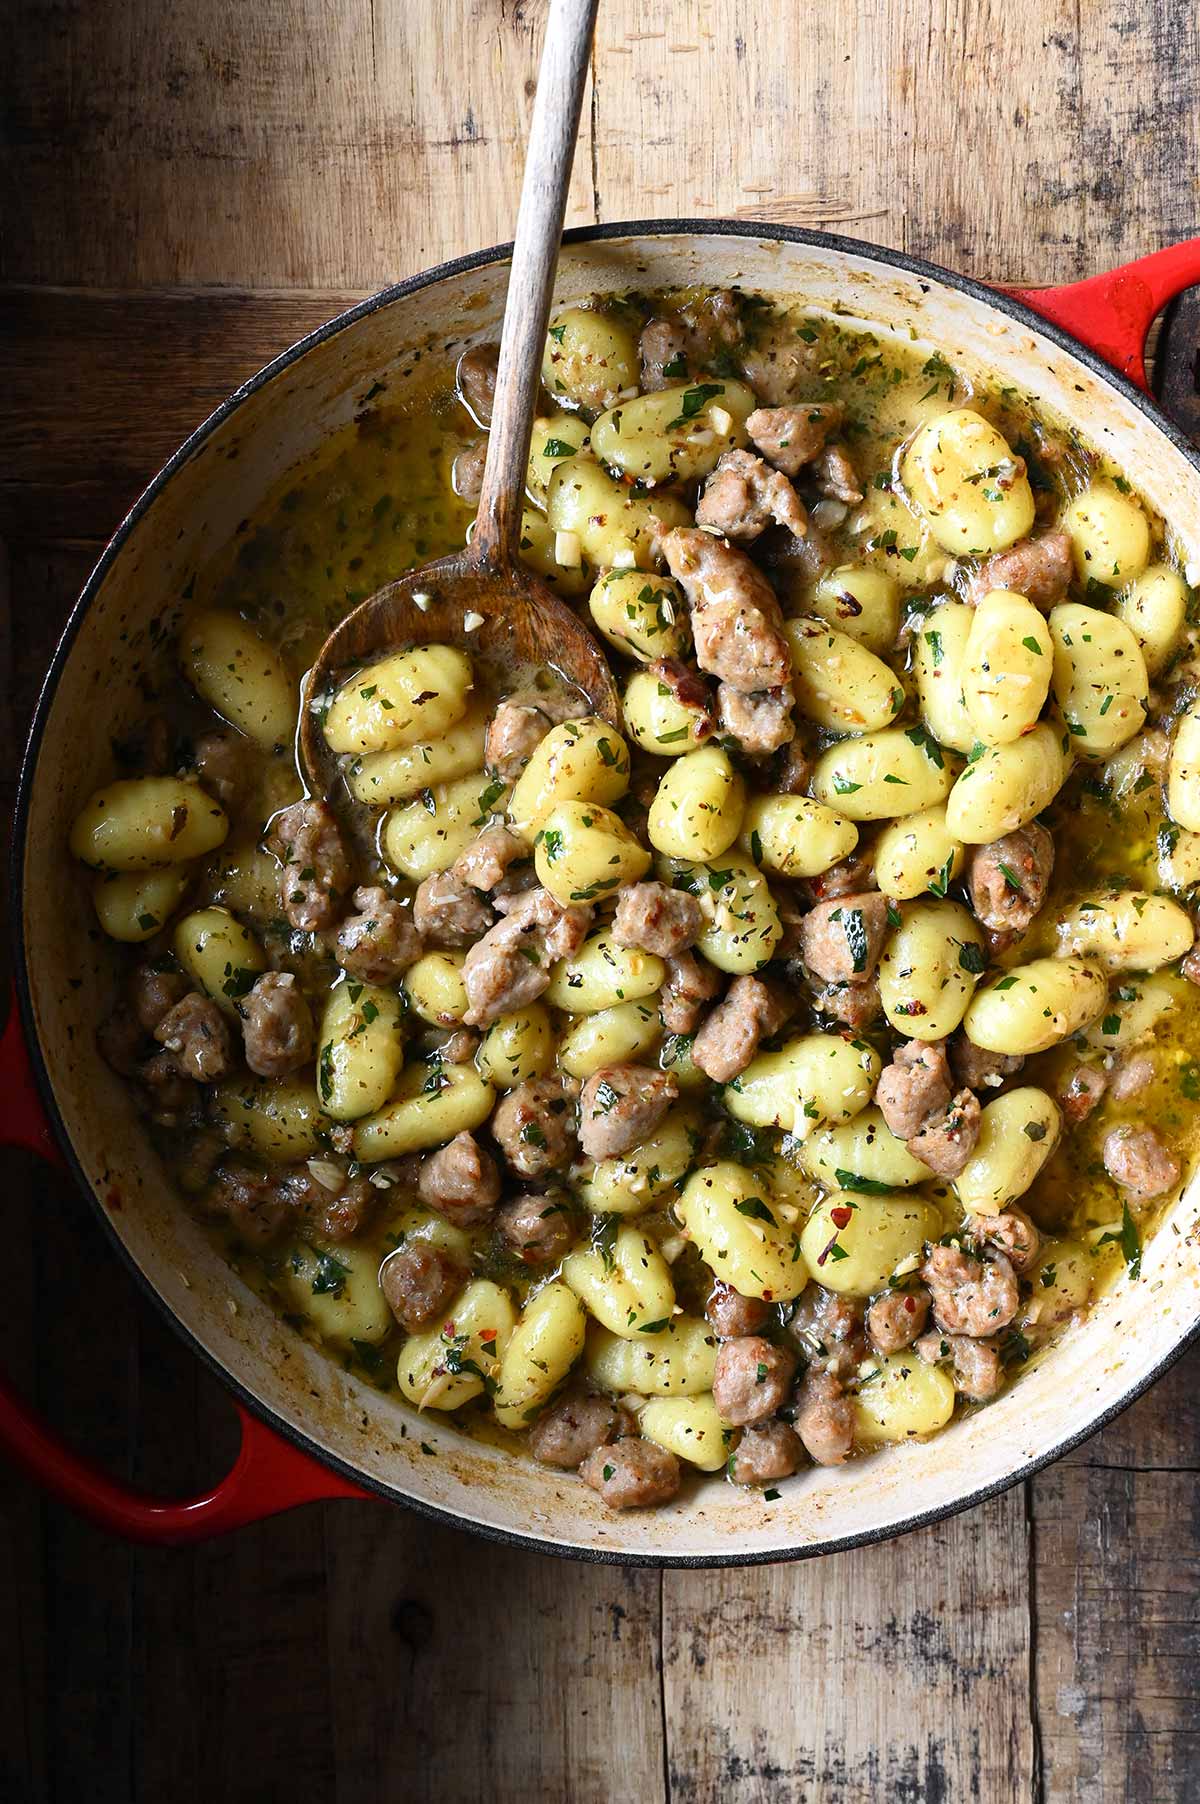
[4,1,1200,1800]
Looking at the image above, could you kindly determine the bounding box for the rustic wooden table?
[3,4,1199,1799]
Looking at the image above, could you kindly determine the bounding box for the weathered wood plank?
[323,1509,666,1804]
[662,1493,1034,1803]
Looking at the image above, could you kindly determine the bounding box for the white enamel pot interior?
[16,224,1200,1565]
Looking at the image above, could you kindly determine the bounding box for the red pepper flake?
[762,1289,773,1302]
[903,1295,917,1313]
[816,1235,839,1267]
[479,1330,497,1345]
[830,1206,853,1229]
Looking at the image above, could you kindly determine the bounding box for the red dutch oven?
[5,224,1200,1564]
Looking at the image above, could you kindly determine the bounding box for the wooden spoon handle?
[471,0,600,568]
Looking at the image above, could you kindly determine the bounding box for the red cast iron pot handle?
[1005,236,1200,393]
[0,1002,369,1542]
[7,239,1200,1543]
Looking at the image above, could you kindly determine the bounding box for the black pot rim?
[12,217,1200,1567]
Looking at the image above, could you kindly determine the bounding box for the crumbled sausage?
[578,1065,679,1161]
[334,884,423,984]
[529,1387,636,1467]
[792,1366,855,1465]
[813,441,863,504]
[462,887,590,1026]
[728,1420,805,1487]
[308,1173,376,1243]
[496,1193,575,1265]
[638,316,692,390]
[812,977,883,1029]
[660,951,724,1035]
[137,1050,197,1125]
[706,1279,772,1339]
[774,737,813,795]
[452,824,526,894]
[191,730,247,810]
[457,343,499,426]
[695,449,808,542]
[949,1032,1023,1092]
[417,1130,501,1225]
[922,1245,1020,1337]
[661,528,792,693]
[1109,1054,1155,1101]
[716,683,796,756]
[580,1438,681,1508]
[645,656,717,744]
[207,1160,287,1245]
[1103,1125,1180,1200]
[809,849,876,902]
[800,891,890,986]
[966,823,1054,935]
[788,1288,867,1380]
[916,1329,1005,1401]
[485,700,552,779]
[876,1039,953,1140]
[971,1205,1041,1273]
[738,339,816,406]
[745,402,845,477]
[438,1026,479,1065]
[906,1088,982,1179]
[452,436,488,503]
[492,1075,577,1177]
[241,971,313,1077]
[413,869,494,947]
[712,1336,797,1425]
[131,963,189,1034]
[692,975,790,1083]
[967,528,1074,610]
[380,1243,467,1333]
[867,1289,931,1355]
[267,799,353,933]
[1058,1062,1108,1125]
[612,881,704,957]
[153,992,233,1083]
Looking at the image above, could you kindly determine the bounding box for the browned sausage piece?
[809,848,876,901]
[792,1366,855,1465]
[774,737,814,796]
[788,1287,867,1379]
[661,527,792,693]
[192,730,247,810]
[451,437,488,504]
[970,1205,1041,1273]
[138,1050,198,1125]
[706,1279,772,1339]
[492,1076,577,1177]
[267,799,353,933]
[485,700,553,780]
[380,1243,468,1333]
[1102,1125,1180,1201]
[131,962,189,1034]
[452,824,527,894]
[915,1329,1005,1401]
[949,1032,1024,1092]
[334,884,423,984]
[1058,1062,1108,1125]
[646,656,717,745]
[906,1088,982,1179]
[1109,1054,1155,1101]
[866,1289,931,1355]
[966,823,1054,935]
[967,528,1074,610]
[241,971,313,1078]
[308,1174,377,1243]
[578,1065,679,1161]
[922,1245,1019,1338]
[638,316,692,391]
[813,441,863,504]
[695,449,808,543]
[660,950,724,1035]
[413,869,494,947]
[529,1387,637,1468]
[580,1438,682,1509]
[457,343,499,425]
[692,975,790,1084]
[812,977,883,1029]
[728,1420,805,1487]
[712,1336,797,1426]
[612,880,704,957]
[800,891,890,986]
[876,1039,953,1140]
[154,992,233,1083]
[716,683,796,756]
[207,1160,288,1245]
[417,1130,501,1226]
[745,402,844,477]
[462,887,591,1027]
[496,1194,576,1265]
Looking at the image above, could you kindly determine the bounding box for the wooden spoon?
[299,0,617,791]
